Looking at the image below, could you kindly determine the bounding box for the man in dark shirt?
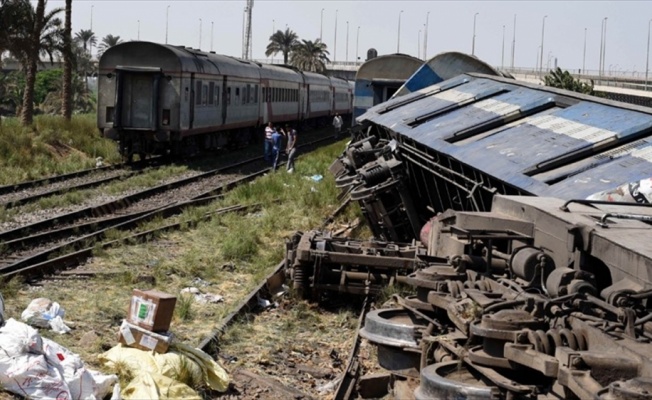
[271,127,283,171]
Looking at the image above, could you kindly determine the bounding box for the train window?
[202,84,208,105]
[216,85,220,105]
[242,87,246,105]
[106,106,114,123]
[235,87,240,105]
[195,81,202,105]
[227,87,231,106]
[254,85,258,103]
[208,82,215,105]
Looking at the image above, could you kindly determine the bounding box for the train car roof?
[301,71,332,86]
[329,76,352,89]
[258,63,303,83]
[99,41,260,79]
[358,73,652,199]
[354,53,423,82]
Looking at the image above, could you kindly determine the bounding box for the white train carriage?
[98,41,354,159]
[260,64,303,125]
[301,71,332,121]
[330,76,354,116]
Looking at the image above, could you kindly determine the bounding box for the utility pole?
[243,0,254,59]
[583,28,587,74]
[90,5,94,57]
[166,5,170,44]
[334,9,338,62]
[346,21,349,62]
[397,10,404,53]
[539,15,547,75]
[424,12,430,60]
[511,14,516,68]
[501,25,505,69]
[646,19,651,90]
[472,12,479,55]
[320,8,325,42]
[356,26,360,65]
[199,18,202,49]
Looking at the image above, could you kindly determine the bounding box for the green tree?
[97,34,123,59]
[290,39,330,72]
[8,0,64,125]
[265,28,298,64]
[543,67,595,95]
[62,0,72,120]
[74,28,96,53]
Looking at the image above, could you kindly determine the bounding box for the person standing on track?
[285,124,298,173]
[332,113,343,138]
[264,122,274,162]
[271,126,283,171]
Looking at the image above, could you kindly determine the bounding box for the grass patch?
[0,114,121,185]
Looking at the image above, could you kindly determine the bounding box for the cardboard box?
[128,289,177,332]
[118,320,173,354]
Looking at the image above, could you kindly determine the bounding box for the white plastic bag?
[21,298,71,334]
[0,318,118,399]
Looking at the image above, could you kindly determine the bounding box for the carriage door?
[221,76,228,125]
[115,67,161,130]
[189,73,196,129]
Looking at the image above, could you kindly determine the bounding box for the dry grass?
[1,139,366,397]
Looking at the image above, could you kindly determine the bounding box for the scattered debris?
[181,287,224,304]
[0,318,117,399]
[21,297,71,334]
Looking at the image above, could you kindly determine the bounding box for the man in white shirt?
[332,113,343,138]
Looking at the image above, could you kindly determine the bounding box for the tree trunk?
[62,0,72,120]
[21,0,46,126]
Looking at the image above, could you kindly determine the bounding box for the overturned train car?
[288,73,652,399]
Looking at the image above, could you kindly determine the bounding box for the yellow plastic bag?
[99,343,230,396]
[122,372,201,400]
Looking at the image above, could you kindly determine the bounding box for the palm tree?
[74,29,96,54]
[0,0,32,69]
[290,39,330,72]
[62,0,72,120]
[97,34,122,58]
[17,0,63,126]
[543,67,594,95]
[265,28,298,64]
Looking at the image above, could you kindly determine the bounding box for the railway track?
[0,135,336,279]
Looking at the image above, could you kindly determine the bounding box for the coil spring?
[361,164,390,187]
[293,263,308,291]
[524,328,587,355]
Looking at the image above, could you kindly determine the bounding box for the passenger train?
[97,41,354,159]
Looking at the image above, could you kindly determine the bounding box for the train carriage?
[98,41,353,159]
[259,64,303,125]
[330,76,354,117]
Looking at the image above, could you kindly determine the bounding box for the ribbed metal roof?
[358,73,652,199]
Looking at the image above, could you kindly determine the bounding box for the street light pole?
[137,19,140,40]
[320,8,325,42]
[501,25,505,69]
[166,5,170,44]
[397,10,404,53]
[199,18,202,49]
[356,26,360,65]
[211,21,214,51]
[346,21,349,62]
[539,15,547,75]
[646,19,651,91]
[418,30,421,59]
[90,5,94,57]
[602,17,608,76]
[424,11,430,59]
[599,17,608,76]
[511,14,516,68]
[582,27,587,74]
[472,12,479,55]
[334,9,338,62]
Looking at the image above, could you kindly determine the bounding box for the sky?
[42,0,651,75]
